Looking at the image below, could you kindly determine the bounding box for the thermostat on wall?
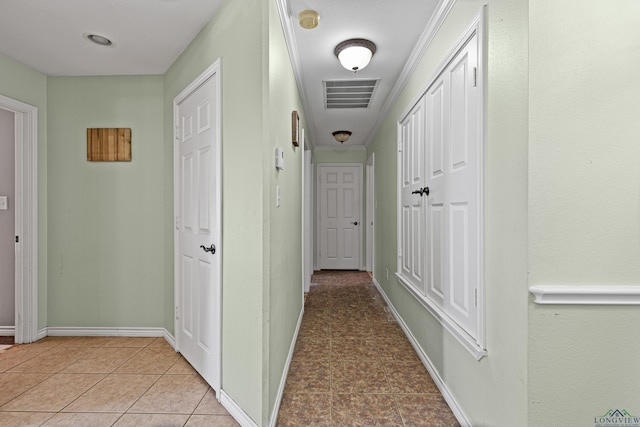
[275,147,284,170]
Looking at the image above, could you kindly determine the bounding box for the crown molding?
[364,0,457,146]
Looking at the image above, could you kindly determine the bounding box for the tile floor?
[277,270,460,426]
[0,336,237,426]
[0,271,459,426]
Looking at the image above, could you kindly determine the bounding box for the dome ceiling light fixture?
[298,10,319,30]
[84,33,114,47]
[334,38,376,72]
[332,130,352,143]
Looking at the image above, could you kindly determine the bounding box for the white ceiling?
[0,0,439,148]
[0,0,224,75]
[282,0,439,147]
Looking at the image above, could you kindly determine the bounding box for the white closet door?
[398,97,427,294]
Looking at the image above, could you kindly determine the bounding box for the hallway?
[277,271,459,426]
[0,271,458,426]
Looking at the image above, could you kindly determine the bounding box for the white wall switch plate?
[0,196,7,210]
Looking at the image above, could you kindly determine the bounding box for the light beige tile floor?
[0,337,237,427]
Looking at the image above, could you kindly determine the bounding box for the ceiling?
[281,0,439,148]
[0,0,440,148]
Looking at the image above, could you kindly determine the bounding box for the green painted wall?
[314,148,367,164]
[265,0,306,425]
[164,0,288,423]
[528,1,640,425]
[0,53,48,330]
[46,76,165,328]
[367,1,529,425]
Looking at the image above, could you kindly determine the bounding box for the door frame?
[0,95,38,344]
[316,163,363,270]
[365,153,375,273]
[173,60,222,394]
[302,132,313,292]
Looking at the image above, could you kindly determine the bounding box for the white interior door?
[174,62,221,393]
[318,164,362,270]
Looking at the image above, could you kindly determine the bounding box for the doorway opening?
[0,95,38,345]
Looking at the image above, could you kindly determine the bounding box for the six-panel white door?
[426,34,479,335]
[318,164,362,270]
[175,68,221,393]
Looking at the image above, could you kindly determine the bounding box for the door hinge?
[398,143,402,152]
[174,126,180,140]
[175,216,179,230]
[474,288,478,307]
[473,67,477,87]
[175,306,180,319]
[15,236,19,243]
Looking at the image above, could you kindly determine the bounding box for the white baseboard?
[0,326,15,336]
[220,390,260,427]
[38,326,170,340]
[163,330,176,350]
[37,328,47,340]
[372,278,471,427]
[269,306,304,427]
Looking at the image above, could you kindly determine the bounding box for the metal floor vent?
[324,79,378,109]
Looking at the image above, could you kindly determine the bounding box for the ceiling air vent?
[324,79,378,109]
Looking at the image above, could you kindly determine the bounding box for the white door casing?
[0,95,38,344]
[365,153,375,273]
[174,60,222,393]
[318,164,362,270]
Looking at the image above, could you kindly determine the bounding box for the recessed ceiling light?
[84,33,114,47]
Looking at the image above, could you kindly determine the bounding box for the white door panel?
[175,64,221,393]
[318,165,362,270]
[399,97,427,294]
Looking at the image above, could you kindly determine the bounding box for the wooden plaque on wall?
[87,128,132,161]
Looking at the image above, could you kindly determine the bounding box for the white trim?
[0,94,38,345]
[396,274,487,360]
[314,145,366,152]
[46,327,168,337]
[364,0,458,146]
[173,59,223,395]
[372,277,471,427]
[268,308,304,427]
[365,153,375,273]
[220,390,260,427]
[529,285,640,305]
[37,327,46,340]
[0,326,15,336]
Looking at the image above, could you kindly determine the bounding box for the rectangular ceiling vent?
[324,79,378,109]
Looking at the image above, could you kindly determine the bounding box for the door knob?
[411,187,430,197]
[351,221,359,226]
[200,244,216,254]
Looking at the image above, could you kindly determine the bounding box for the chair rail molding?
[529,284,640,305]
